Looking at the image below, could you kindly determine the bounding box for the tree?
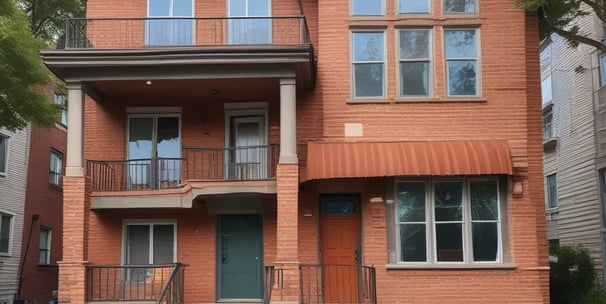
[516,0,606,54]
[0,0,61,131]
[19,0,86,46]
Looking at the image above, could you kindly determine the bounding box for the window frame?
[444,28,481,97]
[49,149,63,186]
[399,0,430,14]
[39,227,52,265]
[543,108,553,140]
[442,0,477,14]
[122,221,177,265]
[0,212,14,255]
[351,0,384,16]
[393,176,503,265]
[545,174,558,209]
[0,133,8,177]
[351,30,387,99]
[53,93,68,127]
[600,52,606,88]
[397,29,433,97]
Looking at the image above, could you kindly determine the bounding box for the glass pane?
[157,117,180,158]
[149,0,170,16]
[352,0,383,15]
[397,182,426,222]
[400,0,428,13]
[0,215,10,253]
[39,229,49,249]
[228,19,271,44]
[435,223,463,262]
[601,54,606,86]
[400,224,426,262]
[443,0,475,13]
[445,30,476,58]
[354,63,384,97]
[323,196,357,214]
[470,180,498,220]
[399,30,429,59]
[447,60,476,96]
[434,181,463,221]
[153,225,174,264]
[228,0,246,16]
[0,136,6,173]
[472,222,498,261]
[541,75,552,104]
[173,0,192,16]
[400,62,429,96]
[249,0,270,16]
[353,32,384,61]
[127,225,150,264]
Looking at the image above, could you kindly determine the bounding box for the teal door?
[218,215,263,299]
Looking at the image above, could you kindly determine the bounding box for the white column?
[65,82,84,176]
[279,78,298,164]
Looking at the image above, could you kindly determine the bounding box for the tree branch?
[551,25,606,53]
[580,0,606,24]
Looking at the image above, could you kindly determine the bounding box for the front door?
[320,194,361,303]
[218,215,263,300]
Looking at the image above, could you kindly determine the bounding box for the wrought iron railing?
[86,263,186,303]
[64,16,311,49]
[264,265,283,304]
[86,145,279,191]
[299,264,377,304]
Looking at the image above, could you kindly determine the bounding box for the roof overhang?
[304,140,513,181]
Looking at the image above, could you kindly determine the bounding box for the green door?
[218,215,263,299]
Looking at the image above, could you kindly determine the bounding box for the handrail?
[158,263,186,304]
[299,264,377,304]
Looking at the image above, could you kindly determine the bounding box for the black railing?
[299,264,377,304]
[264,265,284,304]
[86,263,186,303]
[86,145,279,191]
[65,16,311,49]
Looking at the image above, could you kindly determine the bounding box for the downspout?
[16,213,40,301]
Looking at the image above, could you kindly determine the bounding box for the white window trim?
[351,0,385,16]
[122,220,178,265]
[444,28,482,97]
[398,0,431,14]
[394,177,503,265]
[49,149,63,186]
[0,210,15,256]
[39,227,52,265]
[0,133,9,177]
[351,30,387,99]
[545,174,558,210]
[442,0,478,14]
[397,29,433,97]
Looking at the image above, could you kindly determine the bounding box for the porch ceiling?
[40,45,315,91]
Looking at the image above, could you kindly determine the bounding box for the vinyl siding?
[0,126,29,299]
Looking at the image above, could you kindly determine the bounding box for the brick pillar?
[58,176,90,303]
[274,164,300,303]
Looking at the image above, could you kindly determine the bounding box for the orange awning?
[304,140,512,181]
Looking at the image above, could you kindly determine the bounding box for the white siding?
[0,126,29,299]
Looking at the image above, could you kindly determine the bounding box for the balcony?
[86,144,279,192]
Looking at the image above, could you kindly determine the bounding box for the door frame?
[216,214,264,300]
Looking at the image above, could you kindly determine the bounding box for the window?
[39,228,51,264]
[228,0,271,44]
[400,0,429,13]
[147,0,193,46]
[600,53,606,87]
[352,0,383,15]
[443,0,476,13]
[125,223,175,264]
[396,177,502,263]
[352,31,385,98]
[543,109,553,140]
[0,213,12,254]
[399,30,431,96]
[541,75,553,104]
[0,134,7,176]
[546,174,557,209]
[49,150,63,186]
[445,29,478,96]
[53,93,67,126]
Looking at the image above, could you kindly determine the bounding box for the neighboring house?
[0,127,28,303]
[17,87,67,303]
[41,0,548,303]
[541,8,606,284]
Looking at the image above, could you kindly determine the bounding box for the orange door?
[320,195,361,303]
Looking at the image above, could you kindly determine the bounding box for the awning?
[304,140,512,181]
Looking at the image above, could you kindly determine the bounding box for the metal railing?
[264,265,283,304]
[64,16,311,49]
[86,145,279,191]
[299,264,377,304]
[86,263,186,303]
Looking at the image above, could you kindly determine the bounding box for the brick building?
[41,0,549,303]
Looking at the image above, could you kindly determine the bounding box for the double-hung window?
[352,31,386,98]
[39,228,51,264]
[49,149,63,186]
[546,174,558,209]
[147,0,194,46]
[0,213,12,254]
[543,109,553,140]
[53,93,67,126]
[400,0,429,13]
[600,53,606,87]
[396,177,502,264]
[399,30,431,97]
[351,0,383,15]
[445,29,479,96]
[443,0,476,13]
[0,133,7,176]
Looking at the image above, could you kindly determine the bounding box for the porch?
[85,264,376,304]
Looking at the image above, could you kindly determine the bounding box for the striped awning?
[304,140,512,181]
